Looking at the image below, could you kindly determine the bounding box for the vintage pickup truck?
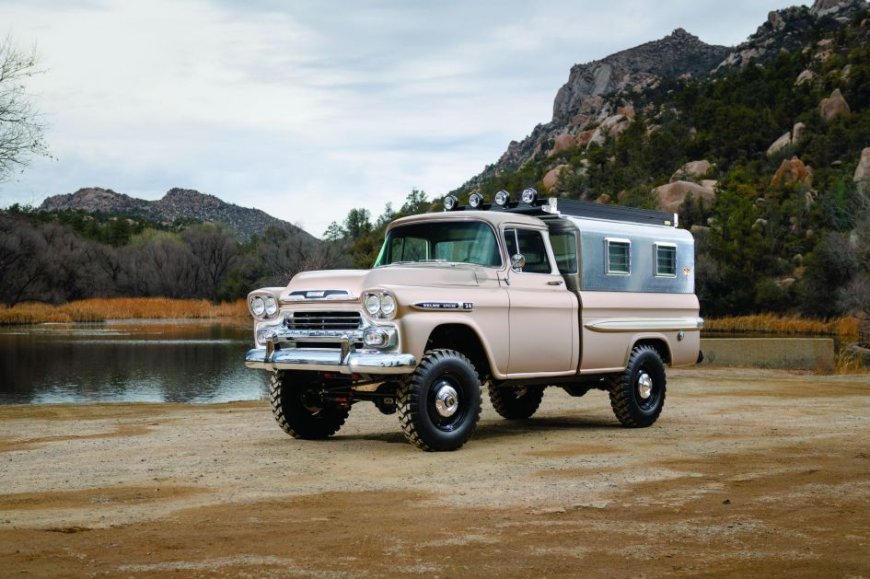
[245,189,703,451]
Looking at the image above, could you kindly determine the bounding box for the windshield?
[374,221,502,267]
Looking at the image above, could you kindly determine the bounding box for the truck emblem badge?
[412,302,474,311]
[683,266,691,277]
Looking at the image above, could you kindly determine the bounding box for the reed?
[0,298,249,325]
[704,314,860,341]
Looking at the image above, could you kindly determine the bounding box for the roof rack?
[464,198,676,227]
[543,198,677,227]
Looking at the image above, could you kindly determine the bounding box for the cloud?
[0,0,807,236]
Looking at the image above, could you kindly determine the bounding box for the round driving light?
[468,192,484,209]
[521,187,538,204]
[250,296,265,317]
[364,293,381,316]
[443,194,458,211]
[380,293,396,316]
[494,190,510,206]
[264,296,278,317]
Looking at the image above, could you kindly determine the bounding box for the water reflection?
[0,321,269,404]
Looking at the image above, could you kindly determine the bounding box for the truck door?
[503,227,577,375]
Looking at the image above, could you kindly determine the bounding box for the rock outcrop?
[771,157,814,189]
[552,29,729,126]
[548,133,577,157]
[767,122,807,157]
[464,29,729,183]
[653,181,716,213]
[670,160,713,183]
[542,165,571,192]
[453,0,868,198]
[820,88,851,122]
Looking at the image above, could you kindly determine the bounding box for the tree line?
[0,190,433,306]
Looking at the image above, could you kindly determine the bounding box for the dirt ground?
[0,367,868,578]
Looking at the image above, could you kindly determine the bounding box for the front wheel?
[397,349,482,451]
[269,371,349,439]
[608,346,667,428]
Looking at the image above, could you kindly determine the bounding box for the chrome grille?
[285,311,362,332]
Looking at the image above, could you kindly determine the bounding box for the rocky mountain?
[447,0,868,319]
[40,187,310,242]
[458,0,868,190]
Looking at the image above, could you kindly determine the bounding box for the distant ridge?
[40,187,310,242]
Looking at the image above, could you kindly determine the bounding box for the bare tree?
[255,225,319,287]
[0,215,50,305]
[181,223,238,300]
[120,231,199,298]
[0,36,48,180]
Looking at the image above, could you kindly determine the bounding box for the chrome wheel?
[397,349,482,451]
[637,372,653,400]
[434,382,459,418]
[608,346,667,428]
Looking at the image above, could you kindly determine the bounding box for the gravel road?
[1,367,868,577]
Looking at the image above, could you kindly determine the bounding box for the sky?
[0,0,811,238]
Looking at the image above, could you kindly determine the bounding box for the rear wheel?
[608,346,666,428]
[397,349,482,451]
[269,371,349,439]
[488,386,544,419]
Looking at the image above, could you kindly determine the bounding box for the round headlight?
[250,296,265,317]
[264,296,278,317]
[468,192,484,209]
[494,189,510,206]
[521,187,538,204]
[443,194,458,211]
[364,293,381,316]
[380,293,396,316]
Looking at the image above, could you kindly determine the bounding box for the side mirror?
[511,254,526,271]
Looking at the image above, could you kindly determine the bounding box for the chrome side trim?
[585,317,704,333]
[245,348,416,375]
[410,301,474,311]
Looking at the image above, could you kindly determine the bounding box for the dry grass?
[0,298,248,325]
[704,314,860,341]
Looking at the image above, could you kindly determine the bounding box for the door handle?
[547,280,564,286]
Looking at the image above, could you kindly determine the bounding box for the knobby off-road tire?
[397,349,482,451]
[608,345,667,428]
[269,371,349,440]
[488,386,544,419]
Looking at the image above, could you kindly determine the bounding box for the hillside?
[39,187,310,242]
[450,0,869,318]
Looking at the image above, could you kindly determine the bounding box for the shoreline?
[1,367,867,577]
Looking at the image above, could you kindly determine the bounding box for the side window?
[655,243,677,277]
[504,228,553,274]
[606,238,631,275]
[550,231,578,274]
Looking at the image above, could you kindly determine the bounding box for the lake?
[0,321,268,404]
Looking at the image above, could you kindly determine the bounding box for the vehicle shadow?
[336,413,621,446]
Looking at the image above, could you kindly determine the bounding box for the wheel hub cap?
[637,372,653,400]
[434,383,459,417]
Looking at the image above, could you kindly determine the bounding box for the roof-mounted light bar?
[441,190,677,227]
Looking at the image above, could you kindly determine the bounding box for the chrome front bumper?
[245,347,417,375]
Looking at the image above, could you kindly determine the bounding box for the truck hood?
[282,265,497,301]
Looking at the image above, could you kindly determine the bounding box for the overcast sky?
[1,0,809,237]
